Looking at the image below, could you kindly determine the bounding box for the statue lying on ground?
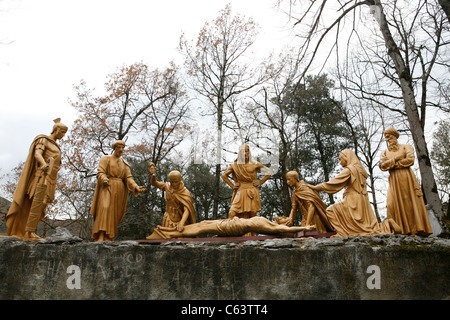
[146,215,315,240]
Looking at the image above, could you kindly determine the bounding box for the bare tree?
[339,98,388,221]
[57,61,191,238]
[179,4,268,219]
[431,119,450,218]
[278,0,449,219]
[245,49,303,217]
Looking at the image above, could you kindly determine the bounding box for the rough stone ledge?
[1,230,449,249]
[1,229,448,300]
[150,234,450,249]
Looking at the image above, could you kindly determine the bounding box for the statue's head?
[168,170,182,190]
[237,144,254,164]
[285,170,299,187]
[384,127,399,138]
[275,216,290,226]
[112,140,126,157]
[339,149,368,178]
[339,149,358,168]
[51,118,68,139]
[384,127,400,145]
[112,140,126,150]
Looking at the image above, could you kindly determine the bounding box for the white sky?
[0,0,294,181]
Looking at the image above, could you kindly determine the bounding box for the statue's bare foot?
[24,232,43,241]
[95,231,114,242]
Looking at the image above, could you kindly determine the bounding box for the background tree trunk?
[374,0,443,218]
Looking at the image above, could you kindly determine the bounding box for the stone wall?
[0,232,449,300]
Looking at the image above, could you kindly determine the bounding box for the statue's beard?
[388,141,400,152]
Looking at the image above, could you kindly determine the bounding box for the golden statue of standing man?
[221,144,272,220]
[379,128,432,236]
[90,140,146,241]
[6,118,68,241]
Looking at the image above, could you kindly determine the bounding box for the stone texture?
[0,234,449,300]
[40,227,83,244]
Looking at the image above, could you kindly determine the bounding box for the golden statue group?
[5,119,433,242]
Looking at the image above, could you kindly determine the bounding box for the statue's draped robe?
[153,180,196,228]
[90,155,139,240]
[316,150,396,237]
[228,162,264,218]
[6,135,61,237]
[380,144,432,236]
[291,181,334,233]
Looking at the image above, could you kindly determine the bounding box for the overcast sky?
[0,0,295,183]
